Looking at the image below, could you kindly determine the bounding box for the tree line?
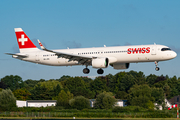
[0,70,180,110]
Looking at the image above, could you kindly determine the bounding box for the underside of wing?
[54,50,93,65]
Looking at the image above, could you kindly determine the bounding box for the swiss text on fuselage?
[127,47,150,54]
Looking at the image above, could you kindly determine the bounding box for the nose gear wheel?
[155,61,160,71]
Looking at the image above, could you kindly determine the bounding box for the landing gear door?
[151,45,156,55]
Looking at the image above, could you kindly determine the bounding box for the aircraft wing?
[38,40,93,65]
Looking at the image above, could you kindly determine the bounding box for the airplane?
[6,28,177,74]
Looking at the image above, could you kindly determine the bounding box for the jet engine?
[111,63,130,69]
[92,58,109,68]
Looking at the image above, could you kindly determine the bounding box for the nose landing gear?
[155,67,160,71]
[155,61,160,71]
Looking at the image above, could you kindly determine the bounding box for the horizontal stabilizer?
[5,53,28,58]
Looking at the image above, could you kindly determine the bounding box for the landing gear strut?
[83,68,90,74]
[155,61,160,71]
[97,68,104,74]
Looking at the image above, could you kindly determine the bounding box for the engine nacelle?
[92,58,109,68]
[111,63,130,69]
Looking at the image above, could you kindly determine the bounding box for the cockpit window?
[161,48,171,51]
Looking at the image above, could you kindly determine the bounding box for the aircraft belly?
[115,54,152,63]
[22,55,36,63]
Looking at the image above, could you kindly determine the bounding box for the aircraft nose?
[172,51,177,58]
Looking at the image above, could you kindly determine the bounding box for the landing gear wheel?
[154,61,160,71]
[83,68,90,74]
[97,68,104,74]
[155,67,160,71]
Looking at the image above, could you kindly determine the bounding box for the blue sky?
[0,0,180,80]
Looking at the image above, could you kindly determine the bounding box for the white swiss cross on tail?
[19,34,27,45]
[14,28,37,52]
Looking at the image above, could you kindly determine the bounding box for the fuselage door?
[151,45,156,55]
[35,52,40,62]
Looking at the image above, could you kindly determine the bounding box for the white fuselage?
[17,44,177,67]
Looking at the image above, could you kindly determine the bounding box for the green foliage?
[56,90,73,108]
[69,96,90,110]
[58,75,71,82]
[0,109,174,118]
[24,79,40,91]
[0,75,24,91]
[167,76,178,88]
[30,84,53,100]
[163,83,171,98]
[112,106,147,112]
[13,88,31,100]
[153,80,167,88]
[102,91,114,96]
[62,77,85,90]
[53,84,61,97]
[10,106,61,112]
[169,88,179,98]
[2,70,180,111]
[115,91,128,99]
[80,77,93,84]
[108,71,140,93]
[167,76,180,99]
[151,87,164,105]
[39,80,62,90]
[90,77,108,96]
[127,71,146,85]
[109,72,125,93]
[118,74,136,92]
[146,74,157,87]
[0,89,16,111]
[128,84,155,108]
[145,100,155,110]
[30,80,62,100]
[62,77,91,97]
[141,111,173,118]
[95,93,116,109]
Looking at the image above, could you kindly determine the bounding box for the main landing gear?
[83,67,104,74]
[83,68,90,74]
[97,68,104,74]
[155,61,160,71]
